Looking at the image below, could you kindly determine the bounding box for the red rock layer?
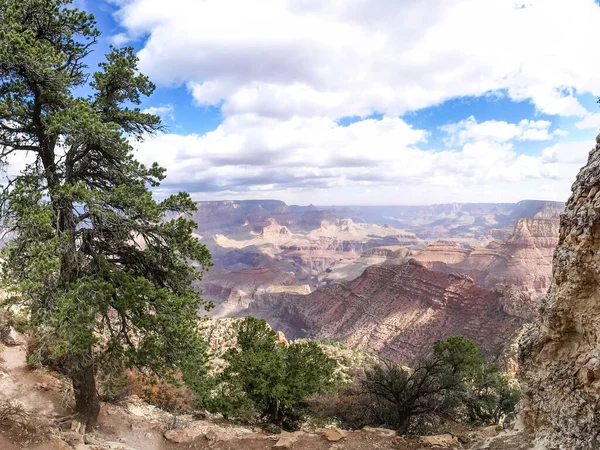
[414,218,559,294]
[266,260,525,364]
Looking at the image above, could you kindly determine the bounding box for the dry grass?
[126,370,196,413]
[0,400,28,425]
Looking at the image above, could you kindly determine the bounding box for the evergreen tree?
[211,317,336,429]
[0,0,212,427]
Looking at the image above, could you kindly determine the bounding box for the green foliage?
[433,335,484,375]
[464,364,520,425]
[0,0,212,424]
[359,336,519,433]
[206,317,336,430]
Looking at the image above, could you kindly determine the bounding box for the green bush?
[464,363,520,425]
[358,336,519,433]
[207,317,336,430]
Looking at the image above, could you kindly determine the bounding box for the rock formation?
[519,136,600,449]
[194,199,563,303]
[414,217,560,294]
[200,267,310,316]
[192,200,294,234]
[319,245,413,284]
[255,260,526,364]
[326,200,562,239]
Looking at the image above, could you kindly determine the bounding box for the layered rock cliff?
[200,267,311,317]
[519,136,599,449]
[255,260,526,364]
[414,217,559,294]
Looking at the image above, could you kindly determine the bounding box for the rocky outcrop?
[414,217,560,294]
[411,241,470,265]
[361,246,412,259]
[201,267,305,316]
[495,285,538,321]
[519,136,600,450]
[195,199,563,301]
[319,245,412,284]
[259,218,291,238]
[257,260,526,364]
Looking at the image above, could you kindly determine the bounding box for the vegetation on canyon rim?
[359,336,519,433]
[0,0,520,435]
[204,317,336,430]
[309,335,519,434]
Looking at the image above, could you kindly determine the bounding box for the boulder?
[420,433,458,447]
[273,431,304,448]
[163,427,203,443]
[322,427,347,442]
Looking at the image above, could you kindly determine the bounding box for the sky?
[75,0,600,205]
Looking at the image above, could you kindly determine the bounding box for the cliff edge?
[519,135,600,449]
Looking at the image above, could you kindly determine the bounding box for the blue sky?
[76,0,600,205]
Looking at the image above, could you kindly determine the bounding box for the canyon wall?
[255,260,526,364]
[519,135,600,449]
[414,217,560,294]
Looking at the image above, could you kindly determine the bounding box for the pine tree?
[0,0,212,427]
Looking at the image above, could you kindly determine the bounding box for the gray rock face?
[518,135,600,449]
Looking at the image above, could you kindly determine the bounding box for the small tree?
[360,358,458,433]
[464,364,520,425]
[0,0,212,427]
[359,336,515,433]
[210,317,336,429]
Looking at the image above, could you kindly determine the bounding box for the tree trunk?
[72,357,100,429]
[396,409,411,434]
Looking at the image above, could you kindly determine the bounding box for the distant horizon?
[191,198,567,208]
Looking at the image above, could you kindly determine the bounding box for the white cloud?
[541,141,592,165]
[576,113,600,130]
[114,0,600,119]
[110,32,131,47]
[133,115,588,204]
[440,116,562,146]
[142,104,175,120]
[109,0,600,204]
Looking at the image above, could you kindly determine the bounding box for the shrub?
[358,336,519,433]
[0,400,28,425]
[127,370,197,413]
[206,317,336,430]
[308,382,374,429]
[464,364,520,425]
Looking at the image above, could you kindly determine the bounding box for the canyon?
[193,199,562,364]
[247,259,528,363]
[414,217,560,295]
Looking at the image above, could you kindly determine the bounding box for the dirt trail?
[0,433,19,450]
[468,430,536,450]
[0,343,69,418]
